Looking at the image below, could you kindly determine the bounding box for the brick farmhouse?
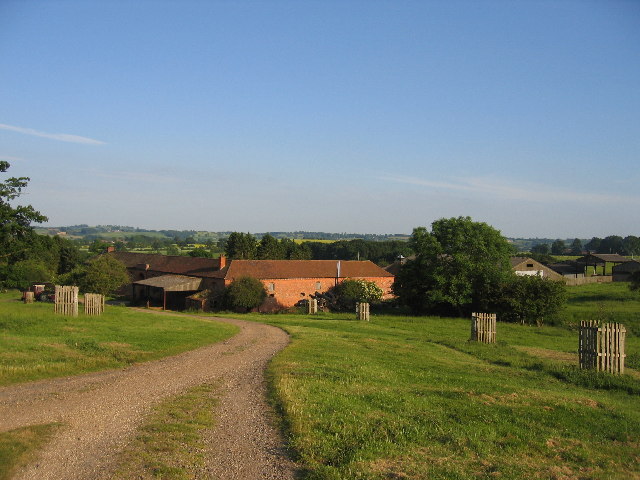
[108,252,394,311]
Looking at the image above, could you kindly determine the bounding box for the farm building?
[510,257,564,280]
[574,253,630,276]
[385,255,565,281]
[107,252,394,310]
[612,260,640,282]
[547,261,584,279]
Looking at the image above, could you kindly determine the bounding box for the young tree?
[393,217,513,316]
[224,276,267,311]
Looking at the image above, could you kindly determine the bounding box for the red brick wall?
[224,276,394,308]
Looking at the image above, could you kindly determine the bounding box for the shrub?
[329,279,384,311]
[496,275,567,327]
[224,276,267,312]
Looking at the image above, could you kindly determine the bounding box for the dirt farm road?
[0,311,299,479]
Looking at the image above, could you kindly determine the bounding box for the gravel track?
[0,311,299,479]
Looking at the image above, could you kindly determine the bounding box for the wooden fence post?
[356,302,370,321]
[470,312,496,343]
[23,291,35,304]
[84,293,105,316]
[307,298,318,314]
[54,285,79,316]
[579,321,626,374]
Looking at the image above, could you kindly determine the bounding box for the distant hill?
[35,225,411,243]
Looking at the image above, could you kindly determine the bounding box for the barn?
[108,252,393,311]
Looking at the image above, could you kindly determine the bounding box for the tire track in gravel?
[0,311,299,479]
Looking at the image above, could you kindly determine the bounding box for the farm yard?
[1,282,639,479]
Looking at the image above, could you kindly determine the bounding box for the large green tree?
[570,238,583,255]
[71,255,129,295]
[393,217,514,316]
[256,234,285,259]
[225,232,257,259]
[0,161,47,262]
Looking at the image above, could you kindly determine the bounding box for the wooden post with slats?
[84,293,105,316]
[579,321,625,374]
[356,302,370,321]
[470,312,496,343]
[307,298,318,314]
[54,285,79,316]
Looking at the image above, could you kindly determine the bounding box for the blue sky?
[1,0,639,238]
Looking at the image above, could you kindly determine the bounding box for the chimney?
[218,255,227,270]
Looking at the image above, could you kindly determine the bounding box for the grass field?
[561,282,640,334]
[3,282,639,479]
[212,310,640,480]
[0,291,238,386]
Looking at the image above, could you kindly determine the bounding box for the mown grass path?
[0,311,298,480]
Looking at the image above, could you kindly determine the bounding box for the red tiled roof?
[224,260,394,280]
[108,252,223,277]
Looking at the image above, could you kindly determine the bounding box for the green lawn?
[216,311,640,479]
[561,282,640,334]
[0,291,238,386]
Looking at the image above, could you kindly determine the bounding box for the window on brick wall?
[315,281,322,290]
[268,283,275,292]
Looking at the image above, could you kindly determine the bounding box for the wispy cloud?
[0,155,24,162]
[0,123,105,145]
[381,174,638,205]
[87,169,184,185]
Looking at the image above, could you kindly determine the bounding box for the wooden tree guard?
[23,291,35,304]
[579,321,626,374]
[356,302,370,321]
[84,293,105,316]
[54,285,79,316]
[471,312,496,343]
[307,298,318,314]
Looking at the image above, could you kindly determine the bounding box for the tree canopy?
[495,275,567,326]
[68,255,130,295]
[393,217,514,316]
[0,161,47,262]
